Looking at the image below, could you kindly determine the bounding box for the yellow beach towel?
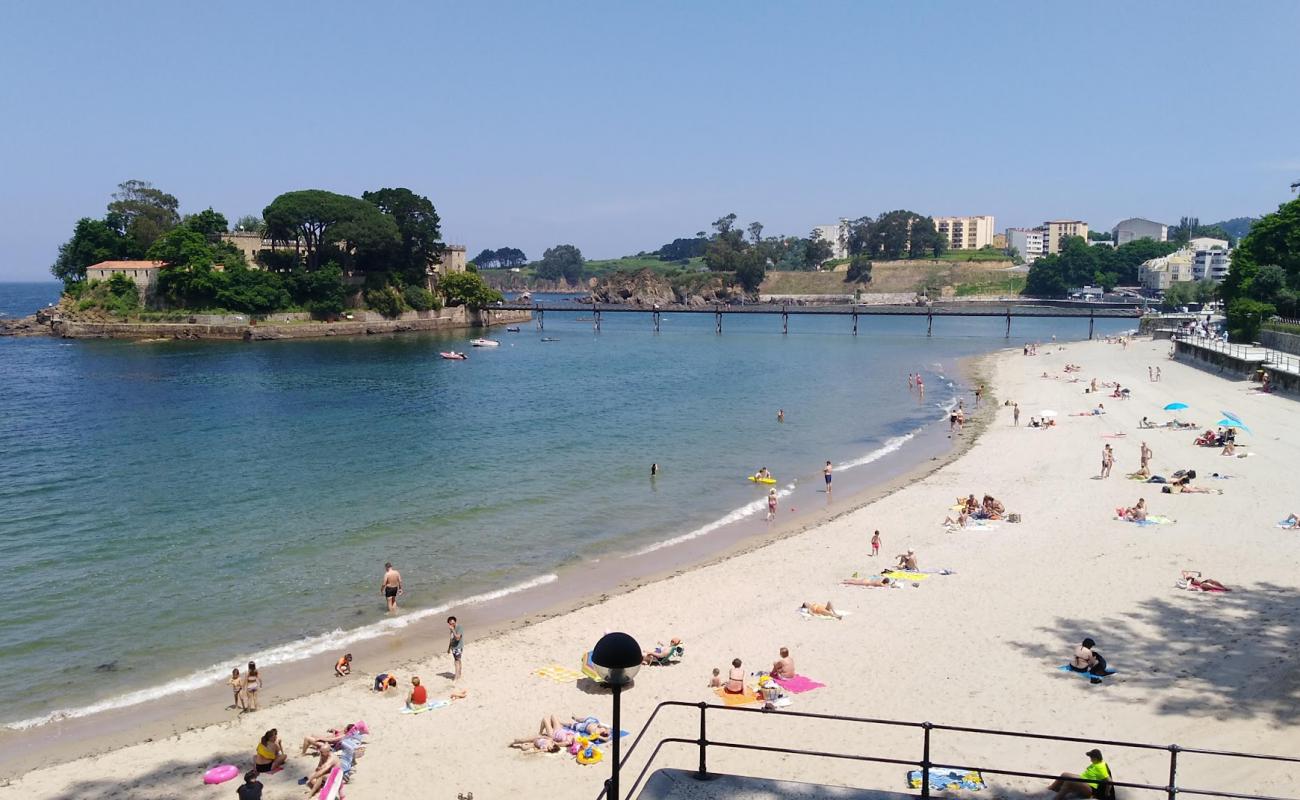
[533,664,583,683]
[713,688,761,706]
[882,570,929,581]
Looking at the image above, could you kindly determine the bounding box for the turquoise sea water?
[0,291,1132,727]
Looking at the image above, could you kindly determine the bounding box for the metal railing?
[1176,334,1300,374]
[596,701,1300,800]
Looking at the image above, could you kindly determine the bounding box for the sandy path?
[3,337,1297,800]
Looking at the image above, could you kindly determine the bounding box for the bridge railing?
[595,701,1299,800]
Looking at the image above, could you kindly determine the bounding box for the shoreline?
[0,354,991,777]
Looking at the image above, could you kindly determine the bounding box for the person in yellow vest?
[1048,748,1112,800]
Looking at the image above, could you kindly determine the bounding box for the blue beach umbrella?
[1220,410,1243,424]
[1216,418,1252,434]
[1163,402,1189,411]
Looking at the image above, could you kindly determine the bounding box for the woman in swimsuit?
[509,715,577,753]
[800,601,842,619]
[1178,571,1230,592]
[724,658,745,694]
[842,576,891,587]
[243,662,261,711]
[253,729,287,773]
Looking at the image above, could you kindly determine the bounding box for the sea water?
[0,289,1130,727]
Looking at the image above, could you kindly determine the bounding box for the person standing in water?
[907,373,915,390]
[916,374,924,398]
[651,463,658,476]
[382,562,403,613]
[823,461,833,494]
[777,409,784,423]
[766,489,778,521]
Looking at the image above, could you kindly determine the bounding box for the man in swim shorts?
[823,461,832,493]
[382,562,403,613]
[447,615,464,681]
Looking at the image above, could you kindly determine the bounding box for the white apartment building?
[1005,227,1045,263]
[1192,247,1231,282]
[1112,218,1168,246]
[812,221,849,261]
[932,215,996,250]
[1043,220,1089,254]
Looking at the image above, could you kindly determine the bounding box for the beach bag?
[1008,513,1021,523]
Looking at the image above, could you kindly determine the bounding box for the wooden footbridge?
[484,301,1143,339]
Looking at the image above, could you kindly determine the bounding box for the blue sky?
[2,0,1298,280]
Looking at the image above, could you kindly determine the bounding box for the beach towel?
[960,522,999,532]
[1057,665,1117,681]
[400,699,451,714]
[533,664,583,683]
[1276,520,1299,529]
[908,767,986,792]
[713,687,762,706]
[799,608,850,620]
[1115,515,1175,526]
[882,570,929,581]
[772,675,825,694]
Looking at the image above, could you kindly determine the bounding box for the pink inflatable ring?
[203,764,240,784]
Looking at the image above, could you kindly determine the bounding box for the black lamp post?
[591,631,641,800]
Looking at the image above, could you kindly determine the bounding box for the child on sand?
[335,653,352,677]
[708,668,722,688]
[871,530,881,557]
[229,667,245,711]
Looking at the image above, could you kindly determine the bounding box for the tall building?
[1005,227,1046,263]
[932,215,996,250]
[1192,245,1231,283]
[1112,218,1168,246]
[1043,220,1089,254]
[812,221,850,261]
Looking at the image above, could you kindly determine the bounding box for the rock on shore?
[586,268,743,306]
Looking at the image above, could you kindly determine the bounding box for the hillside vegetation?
[760,260,1017,297]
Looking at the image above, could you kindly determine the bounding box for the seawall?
[47,307,531,341]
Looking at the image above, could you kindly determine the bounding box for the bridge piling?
[594,309,601,332]
[782,306,788,335]
[927,309,933,337]
[536,307,544,331]
[653,310,660,333]
[1089,309,1095,340]
[715,306,722,335]
[1006,309,1011,338]
[852,310,858,336]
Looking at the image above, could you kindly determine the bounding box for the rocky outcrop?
[587,269,744,306]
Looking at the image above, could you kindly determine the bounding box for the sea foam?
[4,573,558,730]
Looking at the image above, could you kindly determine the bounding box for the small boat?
[505,326,521,333]
[440,351,468,360]
[470,338,500,348]
[541,337,558,342]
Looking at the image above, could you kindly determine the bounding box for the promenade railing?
[1175,334,1300,374]
[595,701,1300,800]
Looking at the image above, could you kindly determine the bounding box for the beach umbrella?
[1216,419,1252,434]
[1220,410,1243,424]
[1163,402,1189,411]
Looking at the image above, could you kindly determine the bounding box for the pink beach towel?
[772,675,825,694]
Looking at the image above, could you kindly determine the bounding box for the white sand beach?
[4,337,1298,800]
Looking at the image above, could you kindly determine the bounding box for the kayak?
[440,351,467,360]
[748,476,777,484]
[505,327,521,332]
[471,338,500,347]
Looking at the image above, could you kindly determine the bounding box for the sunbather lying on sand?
[800,601,842,619]
[300,723,361,756]
[1177,571,1230,592]
[943,510,970,528]
[509,715,577,753]
[303,748,340,795]
[842,576,892,587]
[641,638,682,664]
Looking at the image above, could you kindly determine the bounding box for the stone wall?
[1172,339,1263,378]
[49,308,530,341]
[1260,329,1300,356]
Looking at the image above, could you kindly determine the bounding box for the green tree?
[1221,197,1300,339]
[362,188,444,284]
[287,262,347,316]
[535,244,585,283]
[403,285,440,311]
[365,285,407,318]
[1161,281,1197,310]
[107,179,180,253]
[804,232,833,268]
[733,248,766,292]
[1226,298,1276,341]
[845,255,873,283]
[439,271,503,309]
[233,214,266,234]
[263,190,355,271]
[147,227,215,269]
[50,217,132,286]
[217,267,290,313]
[472,248,498,268]
[183,208,229,238]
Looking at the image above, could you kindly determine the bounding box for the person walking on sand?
[447,615,464,681]
[766,489,778,521]
[823,461,833,494]
[1100,445,1114,479]
[242,661,261,712]
[229,667,246,711]
[382,561,403,613]
[871,530,881,557]
[1013,402,1020,426]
